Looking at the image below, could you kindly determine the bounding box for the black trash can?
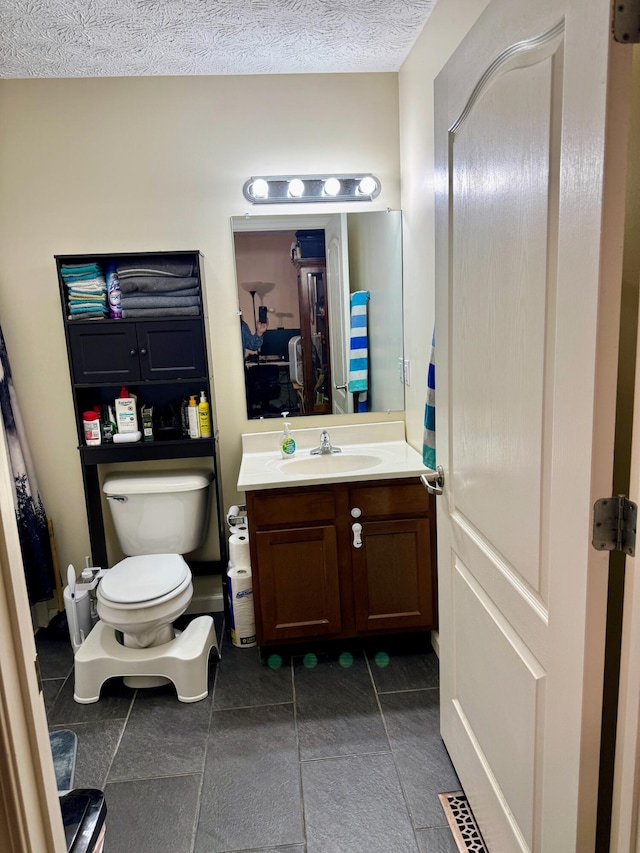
[60,789,107,853]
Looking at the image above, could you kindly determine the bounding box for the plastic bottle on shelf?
[187,394,200,439]
[114,386,138,434]
[83,411,101,446]
[198,391,212,438]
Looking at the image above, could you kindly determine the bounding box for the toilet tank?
[102,470,213,556]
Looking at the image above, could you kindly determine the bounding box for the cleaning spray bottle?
[279,411,296,458]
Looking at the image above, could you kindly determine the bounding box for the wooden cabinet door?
[137,320,206,381]
[352,516,435,633]
[254,524,341,644]
[68,323,140,383]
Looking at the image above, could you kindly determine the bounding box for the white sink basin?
[237,422,428,491]
[280,453,383,475]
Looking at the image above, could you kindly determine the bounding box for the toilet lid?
[99,554,190,605]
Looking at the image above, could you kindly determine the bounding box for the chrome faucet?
[310,429,342,455]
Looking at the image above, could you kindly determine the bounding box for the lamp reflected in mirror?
[232,211,404,420]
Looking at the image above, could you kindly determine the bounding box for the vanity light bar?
[242,174,381,204]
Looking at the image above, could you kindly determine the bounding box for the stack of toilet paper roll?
[227,508,256,648]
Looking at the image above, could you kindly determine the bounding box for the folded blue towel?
[67,312,106,320]
[69,304,107,314]
[61,263,101,275]
[62,271,103,282]
[423,329,436,469]
[348,290,369,413]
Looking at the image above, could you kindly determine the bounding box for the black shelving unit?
[56,250,227,575]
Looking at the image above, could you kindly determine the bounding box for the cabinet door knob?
[129,348,137,356]
[352,522,363,548]
[139,348,147,356]
[350,507,361,518]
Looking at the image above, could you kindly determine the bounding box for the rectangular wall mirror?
[232,210,404,420]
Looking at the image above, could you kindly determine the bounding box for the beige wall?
[398,0,491,451]
[0,0,494,575]
[0,73,400,570]
[234,231,301,331]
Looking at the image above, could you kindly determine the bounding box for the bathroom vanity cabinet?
[56,250,226,571]
[246,477,436,647]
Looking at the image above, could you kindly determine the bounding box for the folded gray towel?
[116,257,196,278]
[120,285,200,299]
[121,306,201,318]
[120,295,201,309]
[119,275,199,294]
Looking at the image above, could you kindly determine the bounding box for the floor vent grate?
[438,791,490,852]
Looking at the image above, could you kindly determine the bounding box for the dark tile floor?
[38,617,461,853]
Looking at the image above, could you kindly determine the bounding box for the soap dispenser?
[279,412,296,458]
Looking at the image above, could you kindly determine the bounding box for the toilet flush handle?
[106,495,127,503]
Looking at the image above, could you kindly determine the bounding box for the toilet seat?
[98,554,191,607]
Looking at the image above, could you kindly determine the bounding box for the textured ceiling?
[0,0,436,79]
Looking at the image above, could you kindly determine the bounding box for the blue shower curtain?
[0,325,55,603]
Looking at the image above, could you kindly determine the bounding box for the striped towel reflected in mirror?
[423,328,436,469]
[348,290,369,413]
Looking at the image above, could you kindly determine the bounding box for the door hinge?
[592,495,637,556]
[34,654,43,693]
[613,0,640,43]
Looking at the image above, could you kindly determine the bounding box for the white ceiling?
[0,0,436,79]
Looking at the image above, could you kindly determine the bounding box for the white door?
[434,0,632,850]
[325,213,353,415]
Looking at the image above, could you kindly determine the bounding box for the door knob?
[335,383,348,391]
[129,349,137,356]
[139,348,147,356]
[352,522,363,548]
[420,466,444,496]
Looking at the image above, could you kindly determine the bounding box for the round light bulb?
[358,176,377,196]
[324,177,341,196]
[288,178,305,198]
[251,178,269,199]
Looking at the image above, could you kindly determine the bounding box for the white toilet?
[73,469,220,704]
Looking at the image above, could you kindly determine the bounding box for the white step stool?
[73,616,219,704]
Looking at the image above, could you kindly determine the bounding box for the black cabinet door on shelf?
[137,320,206,380]
[68,319,206,384]
[68,323,140,384]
